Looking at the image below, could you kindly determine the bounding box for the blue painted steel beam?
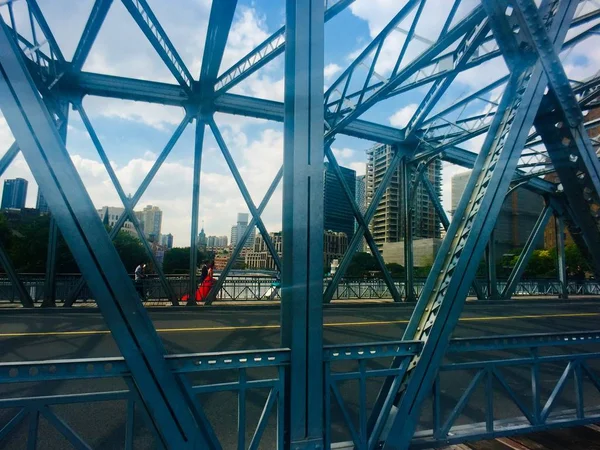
[0,18,207,447]
[401,160,414,302]
[64,114,190,306]
[0,141,20,177]
[404,20,490,137]
[502,203,553,299]
[334,8,600,112]
[209,118,282,271]
[199,0,237,88]
[0,143,31,308]
[204,167,282,306]
[281,0,324,446]
[420,170,449,231]
[419,168,484,300]
[554,213,568,299]
[380,2,577,448]
[120,0,193,93]
[41,102,68,308]
[71,0,113,71]
[324,145,402,303]
[492,0,600,276]
[323,146,410,304]
[326,5,486,137]
[188,118,205,305]
[25,0,64,63]
[41,216,58,307]
[486,230,499,300]
[215,0,355,94]
[0,235,33,307]
[74,102,178,306]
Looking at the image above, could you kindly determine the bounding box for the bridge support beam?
[0,18,210,448]
[555,213,568,299]
[281,0,325,447]
[487,230,499,300]
[401,160,414,302]
[42,102,68,308]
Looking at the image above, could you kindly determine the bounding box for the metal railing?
[0,348,288,448]
[0,275,598,306]
[2,331,600,448]
[325,331,600,449]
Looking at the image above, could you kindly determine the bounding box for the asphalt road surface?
[0,300,599,449]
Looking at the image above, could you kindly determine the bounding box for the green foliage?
[114,230,148,274]
[345,252,379,277]
[385,263,405,277]
[496,244,590,279]
[163,247,211,274]
[0,214,149,274]
[564,244,590,272]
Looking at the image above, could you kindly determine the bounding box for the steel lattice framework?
[1,0,600,448]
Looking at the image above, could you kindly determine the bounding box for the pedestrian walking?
[134,263,147,301]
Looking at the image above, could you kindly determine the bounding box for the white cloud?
[324,63,342,80]
[349,162,367,176]
[220,7,271,75]
[232,73,285,102]
[389,103,418,128]
[332,147,354,160]
[83,97,186,131]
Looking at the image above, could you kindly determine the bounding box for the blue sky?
[0,0,598,246]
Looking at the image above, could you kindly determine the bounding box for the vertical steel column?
[487,230,499,300]
[42,103,68,308]
[401,160,414,302]
[281,0,324,447]
[188,117,205,305]
[555,213,568,299]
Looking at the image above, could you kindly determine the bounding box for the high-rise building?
[366,144,442,251]
[230,213,255,248]
[355,173,367,252]
[98,206,137,237]
[451,170,543,255]
[160,233,174,249]
[355,175,367,219]
[136,205,162,241]
[450,171,470,214]
[207,235,228,248]
[36,189,49,214]
[197,227,207,249]
[323,163,356,239]
[245,232,283,270]
[1,178,28,210]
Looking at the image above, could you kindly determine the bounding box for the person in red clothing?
[183,260,215,304]
[197,260,215,300]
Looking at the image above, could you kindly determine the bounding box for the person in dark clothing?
[134,263,146,301]
[199,261,209,285]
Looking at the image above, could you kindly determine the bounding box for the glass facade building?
[323,163,356,240]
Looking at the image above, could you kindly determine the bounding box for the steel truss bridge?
[1,0,600,448]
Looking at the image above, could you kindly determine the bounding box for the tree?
[385,263,405,277]
[163,247,209,274]
[345,252,379,278]
[565,244,590,273]
[113,231,147,274]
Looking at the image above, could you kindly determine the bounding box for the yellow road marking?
[0,312,597,338]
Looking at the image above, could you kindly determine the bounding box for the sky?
[0,0,598,247]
